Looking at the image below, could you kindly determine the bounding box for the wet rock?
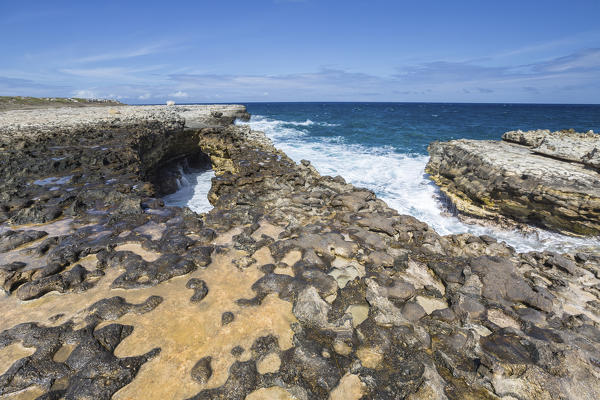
[545,252,578,275]
[14,264,99,301]
[11,204,63,224]
[188,360,258,400]
[110,253,196,289]
[85,295,163,324]
[480,330,539,364]
[430,307,457,323]
[452,294,486,321]
[386,279,416,301]
[365,278,411,327]
[0,229,48,252]
[293,286,331,329]
[231,346,244,357]
[280,345,341,397]
[0,298,161,399]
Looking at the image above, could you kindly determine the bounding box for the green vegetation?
[0,96,123,111]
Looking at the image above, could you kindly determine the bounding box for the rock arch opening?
[150,150,215,213]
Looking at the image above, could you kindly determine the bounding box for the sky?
[1,0,599,104]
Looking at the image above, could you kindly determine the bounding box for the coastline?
[237,109,600,254]
[1,104,599,399]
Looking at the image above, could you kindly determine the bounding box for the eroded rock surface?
[0,106,599,399]
[427,130,600,236]
[503,128,600,169]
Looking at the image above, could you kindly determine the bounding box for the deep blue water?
[243,102,600,155]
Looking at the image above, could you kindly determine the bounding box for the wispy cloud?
[394,48,600,85]
[531,48,600,73]
[161,49,600,102]
[3,48,599,103]
[491,30,600,60]
[60,65,169,83]
[74,42,172,63]
[169,91,189,98]
[73,89,97,98]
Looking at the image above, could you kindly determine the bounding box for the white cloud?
[6,48,600,103]
[60,65,169,84]
[73,89,97,98]
[63,67,132,78]
[75,43,168,63]
[169,90,189,98]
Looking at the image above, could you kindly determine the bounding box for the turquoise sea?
[169,102,600,253]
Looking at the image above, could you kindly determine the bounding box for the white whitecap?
[163,169,215,213]
[239,115,599,253]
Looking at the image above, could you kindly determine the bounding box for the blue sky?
[1,0,599,103]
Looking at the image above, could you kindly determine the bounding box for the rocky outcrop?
[503,129,600,169]
[1,108,599,399]
[426,130,600,236]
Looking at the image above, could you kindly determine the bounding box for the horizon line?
[133,100,600,106]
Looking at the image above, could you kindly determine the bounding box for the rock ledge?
[426,129,600,236]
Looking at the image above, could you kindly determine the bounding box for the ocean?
[166,102,600,253]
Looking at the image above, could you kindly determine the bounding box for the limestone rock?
[427,138,600,236]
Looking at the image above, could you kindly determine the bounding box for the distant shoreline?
[0,96,122,111]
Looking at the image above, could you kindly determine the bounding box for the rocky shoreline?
[426,129,600,237]
[1,106,599,399]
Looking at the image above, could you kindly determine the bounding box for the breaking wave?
[238,115,599,253]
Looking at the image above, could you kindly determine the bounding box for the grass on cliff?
[0,96,123,111]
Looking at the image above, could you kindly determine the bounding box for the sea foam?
[238,115,599,253]
[162,167,215,213]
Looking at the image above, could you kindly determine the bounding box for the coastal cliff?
[1,107,599,399]
[426,130,600,236]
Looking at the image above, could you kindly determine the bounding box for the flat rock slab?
[503,129,600,169]
[0,104,249,140]
[427,138,600,236]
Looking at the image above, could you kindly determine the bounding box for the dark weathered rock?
[0,230,47,252]
[191,356,213,384]
[221,311,235,325]
[0,296,161,399]
[186,278,209,302]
